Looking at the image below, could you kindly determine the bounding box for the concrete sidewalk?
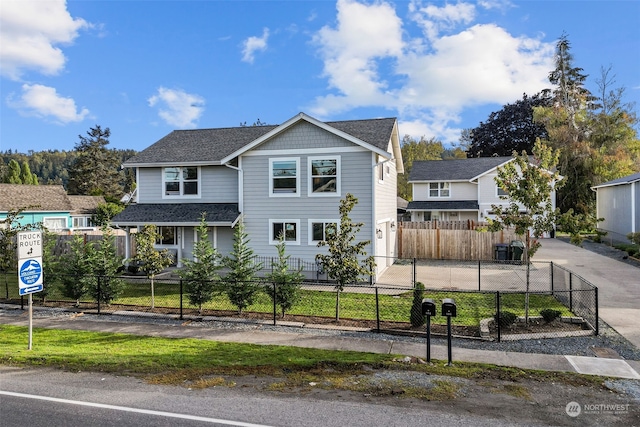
[1,310,639,380]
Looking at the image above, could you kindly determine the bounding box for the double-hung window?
[270,158,299,196]
[270,220,300,244]
[309,220,337,244]
[164,167,199,197]
[429,182,450,198]
[308,156,339,196]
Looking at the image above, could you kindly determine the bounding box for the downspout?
[632,181,637,233]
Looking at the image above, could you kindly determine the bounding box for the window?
[497,186,509,197]
[156,226,177,245]
[378,163,389,182]
[43,217,66,231]
[309,156,339,195]
[270,158,299,196]
[270,220,299,244]
[163,167,199,197]
[309,220,337,243]
[429,182,450,197]
[73,216,93,228]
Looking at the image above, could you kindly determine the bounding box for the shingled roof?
[68,195,106,214]
[409,157,513,182]
[124,115,397,166]
[0,184,72,212]
[111,203,240,226]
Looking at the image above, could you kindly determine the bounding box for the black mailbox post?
[441,298,457,366]
[421,298,436,363]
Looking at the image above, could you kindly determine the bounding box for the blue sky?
[1,0,638,153]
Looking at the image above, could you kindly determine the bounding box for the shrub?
[410,282,426,327]
[495,310,517,328]
[540,308,562,323]
[627,232,640,246]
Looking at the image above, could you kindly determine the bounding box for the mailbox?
[421,298,436,317]
[441,298,457,317]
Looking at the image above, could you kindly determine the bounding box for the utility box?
[421,298,436,316]
[442,298,457,317]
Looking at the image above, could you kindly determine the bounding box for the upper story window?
[309,156,340,196]
[164,167,199,197]
[270,158,299,196]
[497,186,509,197]
[429,182,450,197]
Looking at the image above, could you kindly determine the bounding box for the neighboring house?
[592,172,640,244]
[0,184,105,232]
[111,113,403,276]
[406,157,558,223]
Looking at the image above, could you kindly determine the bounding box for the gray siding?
[374,154,398,262]
[137,166,238,204]
[254,121,353,151]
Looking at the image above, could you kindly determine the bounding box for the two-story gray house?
[112,113,403,277]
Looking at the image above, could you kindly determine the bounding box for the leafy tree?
[398,135,444,200]
[86,227,124,305]
[59,235,93,306]
[131,224,174,309]
[410,282,426,327]
[179,214,222,314]
[67,125,125,199]
[316,193,376,321]
[222,218,263,314]
[487,140,580,323]
[465,93,551,158]
[0,208,34,298]
[265,233,304,318]
[92,202,125,227]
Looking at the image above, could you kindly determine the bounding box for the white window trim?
[308,219,338,245]
[496,186,509,197]
[162,166,202,199]
[429,182,451,198]
[155,226,178,246]
[269,157,300,198]
[269,219,300,245]
[43,216,67,231]
[308,155,340,197]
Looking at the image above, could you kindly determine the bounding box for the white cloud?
[7,84,90,123]
[309,0,555,144]
[242,28,270,63]
[148,87,205,128]
[0,0,89,80]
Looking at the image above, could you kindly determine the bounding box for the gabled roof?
[111,203,240,226]
[409,157,513,182]
[124,113,398,167]
[69,195,106,215]
[0,184,72,212]
[592,172,640,189]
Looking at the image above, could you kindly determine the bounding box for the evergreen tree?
[4,159,22,184]
[130,224,174,309]
[40,228,60,303]
[265,233,304,318]
[222,218,263,314]
[86,227,124,305]
[316,193,376,321]
[410,282,426,327]
[67,125,124,199]
[0,208,34,298]
[179,214,222,314]
[59,235,93,306]
[20,161,38,185]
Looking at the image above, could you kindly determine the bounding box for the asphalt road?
[0,367,527,427]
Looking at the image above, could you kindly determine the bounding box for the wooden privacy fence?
[51,234,129,258]
[398,225,521,260]
[399,220,487,230]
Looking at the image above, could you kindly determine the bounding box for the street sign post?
[17,231,43,350]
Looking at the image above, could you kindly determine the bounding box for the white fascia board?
[124,161,221,168]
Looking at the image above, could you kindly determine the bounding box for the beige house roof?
[68,195,106,215]
[0,184,72,212]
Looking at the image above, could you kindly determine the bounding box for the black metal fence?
[1,257,599,342]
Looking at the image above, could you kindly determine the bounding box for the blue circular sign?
[20,259,42,285]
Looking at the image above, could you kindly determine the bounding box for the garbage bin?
[510,240,524,261]
[494,243,509,261]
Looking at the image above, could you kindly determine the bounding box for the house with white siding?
[592,172,640,244]
[111,113,403,277]
[406,157,558,224]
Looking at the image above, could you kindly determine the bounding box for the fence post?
[375,287,380,333]
[412,258,417,288]
[569,273,573,313]
[478,260,481,291]
[550,262,554,295]
[179,279,183,320]
[97,276,101,315]
[273,281,277,326]
[496,291,501,343]
[594,286,599,336]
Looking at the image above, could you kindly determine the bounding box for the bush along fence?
[0,259,598,342]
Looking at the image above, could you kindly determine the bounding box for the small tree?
[316,193,376,321]
[488,140,580,322]
[92,202,124,227]
[265,233,304,318]
[130,225,173,309]
[86,226,124,305]
[178,214,222,314]
[59,235,93,306]
[40,228,60,303]
[222,218,262,314]
[410,282,426,327]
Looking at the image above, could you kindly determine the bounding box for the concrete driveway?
[536,238,640,349]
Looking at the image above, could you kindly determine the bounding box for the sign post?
[17,231,43,350]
